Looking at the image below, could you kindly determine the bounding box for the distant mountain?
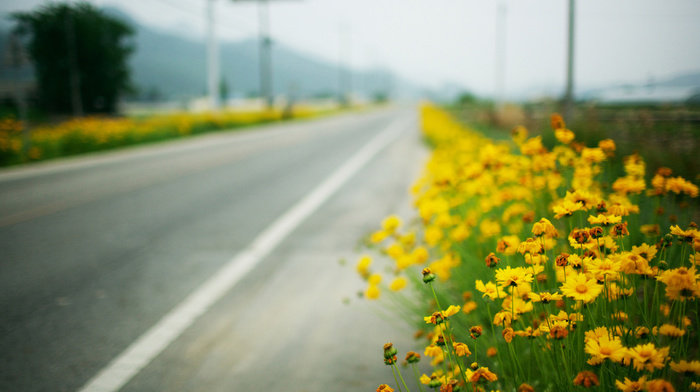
[102,7,421,102]
[656,72,700,88]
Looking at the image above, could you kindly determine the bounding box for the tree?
[12,2,134,115]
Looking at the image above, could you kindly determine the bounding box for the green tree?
[12,2,134,114]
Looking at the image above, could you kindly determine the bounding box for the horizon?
[2,0,700,101]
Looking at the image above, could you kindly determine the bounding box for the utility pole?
[258,0,273,108]
[563,0,575,123]
[64,3,83,117]
[206,0,220,110]
[338,24,351,106]
[230,0,301,109]
[495,2,507,112]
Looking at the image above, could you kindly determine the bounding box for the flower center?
[600,347,612,355]
[576,284,588,293]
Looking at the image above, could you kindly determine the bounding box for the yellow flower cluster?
[358,104,699,392]
[0,105,331,166]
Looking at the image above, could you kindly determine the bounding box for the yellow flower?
[385,243,405,259]
[666,176,699,197]
[658,324,685,338]
[502,295,533,316]
[424,344,442,357]
[612,177,646,195]
[511,125,528,144]
[585,334,626,363]
[462,301,477,314]
[412,246,429,264]
[599,139,616,155]
[382,215,402,234]
[370,230,389,243]
[560,273,603,303]
[389,277,407,292]
[573,371,599,388]
[550,113,565,129]
[520,136,546,156]
[581,147,606,163]
[493,310,513,326]
[552,199,583,219]
[532,217,559,237]
[640,224,661,237]
[669,360,700,375]
[528,291,563,304]
[502,327,515,343]
[469,367,498,383]
[423,305,461,324]
[496,235,520,255]
[631,243,657,261]
[586,257,621,282]
[517,238,544,255]
[377,384,394,392]
[656,266,700,301]
[365,284,380,300]
[587,214,622,226]
[645,379,675,392]
[629,343,669,372]
[670,225,699,242]
[495,266,534,288]
[614,376,646,392]
[555,128,575,144]
[514,326,541,339]
[424,225,444,246]
[356,255,372,276]
[618,252,653,276]
[540,320,570,339]
[475,279,507,300]
[453,342,471,357]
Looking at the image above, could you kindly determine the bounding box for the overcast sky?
[3,0,700,98]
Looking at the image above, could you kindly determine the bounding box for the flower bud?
[518,383,535,392]
[436,334,445,346]
[588,227,604,239]
[469,326,482,339]
[428,376,442,389]
[422,268,436,283]
[383,342,398,359]
[405,351,421,364]
[485,252,500,268]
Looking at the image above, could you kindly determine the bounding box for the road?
[0,106,428,391]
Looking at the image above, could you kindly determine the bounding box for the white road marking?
[76,114,414,392]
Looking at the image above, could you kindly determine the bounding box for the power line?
[144,0,256,35]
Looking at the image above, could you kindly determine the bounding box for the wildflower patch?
[358,104,699,392]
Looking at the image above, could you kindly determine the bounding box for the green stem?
[393,363,411,392]
[391,363,404,392]
[412,363,425,392]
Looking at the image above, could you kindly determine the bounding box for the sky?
[2,0,700,99]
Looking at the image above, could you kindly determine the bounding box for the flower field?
[359,104,699,392]
[0,105,330,166]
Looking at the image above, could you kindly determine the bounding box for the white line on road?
[76,114,415,392]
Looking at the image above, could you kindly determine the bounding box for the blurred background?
[2,0,699,114]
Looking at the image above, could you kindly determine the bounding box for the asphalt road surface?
[0,106,429,392]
